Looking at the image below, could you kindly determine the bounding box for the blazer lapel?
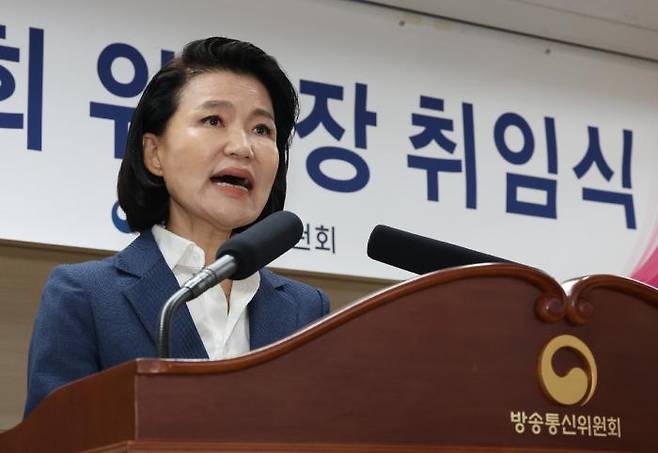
[116,231,208,359]
[249,269,298,350]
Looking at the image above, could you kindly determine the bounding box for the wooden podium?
[1,263,656,452]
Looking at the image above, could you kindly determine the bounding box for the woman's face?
[144,70,279,234]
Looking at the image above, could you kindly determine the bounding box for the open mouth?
[210,172,253,191]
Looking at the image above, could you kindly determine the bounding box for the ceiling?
[361,0,658,61]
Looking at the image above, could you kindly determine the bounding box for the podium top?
[2,263,657,453]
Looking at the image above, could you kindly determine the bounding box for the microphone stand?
[155,210,303,358]
[157,256,237,358]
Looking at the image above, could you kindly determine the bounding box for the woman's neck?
[166,218,230,266]
[165,214,234,301]
[166,219,233,305]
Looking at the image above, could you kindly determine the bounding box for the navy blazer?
[24,231,330,416]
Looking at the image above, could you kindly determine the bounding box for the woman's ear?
[143,133,164,176]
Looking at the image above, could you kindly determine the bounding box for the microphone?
[157,211,303,358]
[215,210,304,280]
[367,224,512,275]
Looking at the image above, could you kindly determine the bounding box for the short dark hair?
[117,37,299,232]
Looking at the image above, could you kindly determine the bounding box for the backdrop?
[2,0,657,283]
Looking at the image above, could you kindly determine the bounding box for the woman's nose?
[224,129,253,158]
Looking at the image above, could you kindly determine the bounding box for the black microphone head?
[216,211,303,279]
[368,224,511,275]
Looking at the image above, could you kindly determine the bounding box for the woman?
[24,37,330,416]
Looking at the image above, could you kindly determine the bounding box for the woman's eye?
[202,115,221,127]
[254,124,272,136]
